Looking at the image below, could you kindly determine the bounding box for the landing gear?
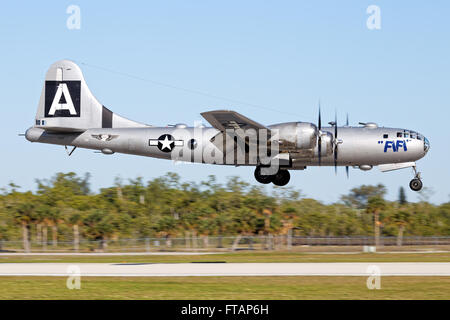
[409,179,422,192]
[273,170,290,186]
[254,166,273,184]
[409,166,423,192]
[254,166,291,186]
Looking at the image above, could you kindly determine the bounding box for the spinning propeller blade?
[318,102,322,166]
[334,111,338,174]
[345,113,349,178]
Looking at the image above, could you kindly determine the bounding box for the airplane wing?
[201,110,272,155]
[201,110,271,155]
[201,110,269,132]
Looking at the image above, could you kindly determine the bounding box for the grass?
[0,276,448,300]
[1,252,448,300]
[1,251,449,264]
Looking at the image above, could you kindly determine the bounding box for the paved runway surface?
[0,262,449,276]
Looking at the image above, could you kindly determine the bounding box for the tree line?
[0,172,448,251]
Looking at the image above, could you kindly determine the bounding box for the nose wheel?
[254,166,291,186]
[409,166,423,192]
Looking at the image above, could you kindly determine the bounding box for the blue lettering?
[395,140,407,152]
[384,141,393,152]
[384,140,407,152]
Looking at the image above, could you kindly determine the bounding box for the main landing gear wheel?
[254,166,291,186]
[272,170,290,186]
[254,166,273,184]
[409,178,423,192]
[409,166,423,192]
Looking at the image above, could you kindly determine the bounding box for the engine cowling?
[318,131,334,157]
[269,122,318,151]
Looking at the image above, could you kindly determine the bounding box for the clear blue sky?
[0,1,449,203]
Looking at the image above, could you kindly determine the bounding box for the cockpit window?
[397,132,403,138]
[424,137,430,152]
[404,131,409,138]
[410,132,416,139]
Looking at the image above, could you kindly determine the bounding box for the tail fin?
[34,60,148,132]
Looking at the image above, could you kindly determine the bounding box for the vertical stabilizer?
[34,60,149,132]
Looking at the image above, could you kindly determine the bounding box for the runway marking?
[0,263,449,277]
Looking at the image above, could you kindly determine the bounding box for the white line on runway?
[0,263,449,277]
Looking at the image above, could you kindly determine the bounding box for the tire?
[273,170,290,186]
[254,166,273,184]
[409,178,423,191]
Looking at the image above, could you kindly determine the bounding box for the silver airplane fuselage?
[25,124,429,167]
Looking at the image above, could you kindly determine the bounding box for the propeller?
[334,111,338,174]
[345,113,349,177]
[331,111,347,177]
[317,102,322,166]
[319,108,348,177]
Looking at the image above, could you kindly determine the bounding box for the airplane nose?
[424,137,430,153]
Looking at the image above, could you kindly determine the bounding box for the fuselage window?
[383,134,388,139]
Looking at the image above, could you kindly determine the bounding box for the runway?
[0,262,449,277]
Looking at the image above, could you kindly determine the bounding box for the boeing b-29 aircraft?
[25,60,430,191]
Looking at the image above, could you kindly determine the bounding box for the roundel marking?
[149,134,184,152]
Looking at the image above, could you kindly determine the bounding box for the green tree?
[342,184,386,209]
[392,209,410,246]
[366,196,386,247]
[398,187,407,205]
[6,192,37,252]
[82,209,115,251]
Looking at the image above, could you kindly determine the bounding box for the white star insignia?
[160,135,173,151]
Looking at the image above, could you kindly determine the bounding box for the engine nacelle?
[317,131,334,157]
[269,122,318,151]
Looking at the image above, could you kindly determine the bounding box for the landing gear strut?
[409,166,423,192]
[254,166,291,186]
